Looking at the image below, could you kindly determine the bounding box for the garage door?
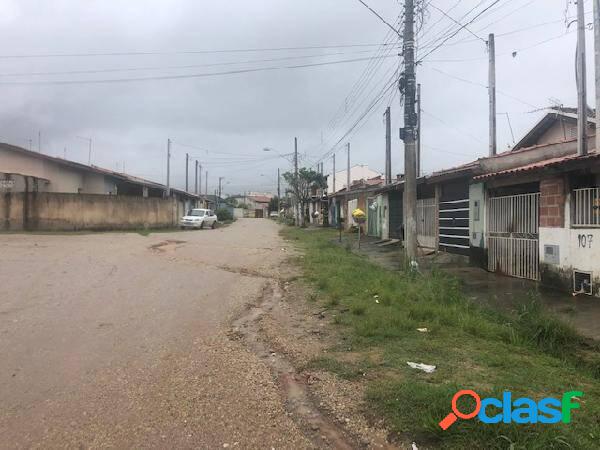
[439,181,469,255]
[388,191,403,239]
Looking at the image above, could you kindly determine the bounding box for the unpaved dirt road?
[0,220,313,449]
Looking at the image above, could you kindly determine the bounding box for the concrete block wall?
[0,192,177,231]
[539,177,566,228]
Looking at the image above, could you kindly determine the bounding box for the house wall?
[469,182,487,267]
[0,192,177,231]
[535,119,595,146]
[539,176,566,227]
[540,191,600,296]
[0,147,117,194]
[480,141,577,174]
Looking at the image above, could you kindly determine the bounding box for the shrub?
[216,208,233,221]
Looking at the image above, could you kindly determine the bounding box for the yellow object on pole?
[352,208,366,221]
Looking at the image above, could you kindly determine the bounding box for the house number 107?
[578,234,593,249]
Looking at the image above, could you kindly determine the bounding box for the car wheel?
[211,221,216,229]
[200,221,204,229]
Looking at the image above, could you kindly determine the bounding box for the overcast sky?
[0,0,596,195]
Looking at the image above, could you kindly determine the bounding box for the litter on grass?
[416,328,429,333]
[407,362,436,373]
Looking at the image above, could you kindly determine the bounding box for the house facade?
[357,108,600,296]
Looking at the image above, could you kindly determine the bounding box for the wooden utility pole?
[185,153,189,192]
[595,0,600,152]
[166,138,171,197]
[488,33,497,156]
[416,84,422,177]
[385,107,392,184]
[294,137,299,226]
[402,0,417,261]
[195,160,199,194]
[205,170,208,200]
[577,0,588,156]
[199,164,202,195]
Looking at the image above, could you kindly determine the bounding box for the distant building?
[327,165,381,194]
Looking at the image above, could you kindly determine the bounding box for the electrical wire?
[427,2,487,43]
[0,47,400,78]
[355,0,401,35]
[0,43,402,60]
[0,54,398,86]
[307,16,402,159]
[418,0,502,63]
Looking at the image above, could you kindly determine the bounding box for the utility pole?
[195,160,199,194]
[205,170,208,200]
[488,33,497,156]
[346,142,350,191]
[185,153,189,192]
[402,0,418,261]
[595,0,600,152]
[332,153,336,193]
[416,84,422,177]
[166,138,171,197]
[199,164,203,195]
[294,137,299,226]
[38,131,41,153]
[277,168,281,214]
[218,176,224,209]
[577,0,588,156]
[385,106,391,184]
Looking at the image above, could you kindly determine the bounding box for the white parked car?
[180,209,218,229]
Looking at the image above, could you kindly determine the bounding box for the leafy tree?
[225,197,238,207]
[268,196,279,213]
[282,168,327,226]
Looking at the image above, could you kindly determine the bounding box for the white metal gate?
[487,192,540,280]
[417,198,436,249]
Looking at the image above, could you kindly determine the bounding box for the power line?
[418,0,502,63]
[312,72,400,166]
[0,54,398,86]
[427,2,487,43]
[355,0,401,35]
[424,66,540,109]
[303,20,402,158]
[0,47,399,78]
[0,43,401,59]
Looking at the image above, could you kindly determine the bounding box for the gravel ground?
[0,220,311,449]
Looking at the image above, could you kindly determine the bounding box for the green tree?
[225,197,238,207]
[268,196,279,213]
[282,168,327,226]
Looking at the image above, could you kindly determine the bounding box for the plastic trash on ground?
[407,361,436,373]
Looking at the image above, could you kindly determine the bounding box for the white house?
[327,165,381,194]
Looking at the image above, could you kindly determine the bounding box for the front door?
[487,192,540,281]
[367,197,379,237]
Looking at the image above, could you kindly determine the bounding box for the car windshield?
[189,210,205,216]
